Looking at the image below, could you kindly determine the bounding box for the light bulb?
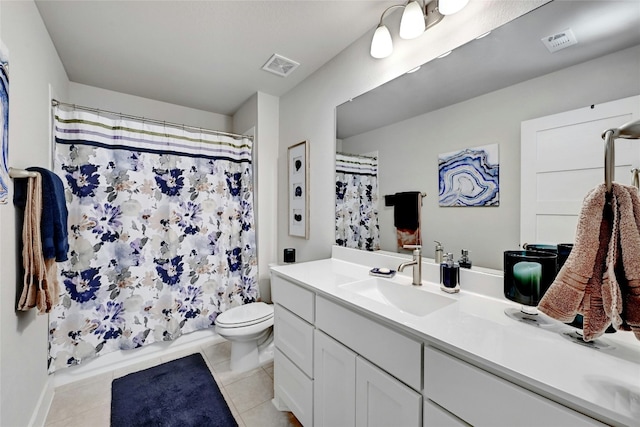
[439,0,469,15]
[370,24,393,58]
[399,1,426,39]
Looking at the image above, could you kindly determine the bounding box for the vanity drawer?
[274,348,313,427]
[316,296,422,391]
[423,346,605,426]
[274,304,314,377]
[271,274,315,323]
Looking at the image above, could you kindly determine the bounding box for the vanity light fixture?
[370,0,469,59]
[438,0,469,16]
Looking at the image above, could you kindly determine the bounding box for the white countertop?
[271,253,640,427]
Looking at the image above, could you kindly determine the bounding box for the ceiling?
[35,0,398,116]
[337,0,640,139]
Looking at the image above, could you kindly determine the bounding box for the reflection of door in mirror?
[521,95,640,246]
[335,152,380,251]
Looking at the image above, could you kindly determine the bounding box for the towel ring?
[602,118,640,193]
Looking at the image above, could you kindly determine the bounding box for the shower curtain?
[335,153,379,251]
[48,107,257,372]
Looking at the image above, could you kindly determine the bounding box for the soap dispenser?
[440,253,460,293]
[459,249,472,269]
[434,241,444,264]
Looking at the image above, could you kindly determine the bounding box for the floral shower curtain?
[48,107,257,372]
[335,153,379,251]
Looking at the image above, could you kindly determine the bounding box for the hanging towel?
[18,173,44,310]
[538,183,640,342]
[391,192,422,249]
[13,168,65,314]
[537,184,609,332]
[614,185,640,339]
[13,167,69,261]
[393,192,421,229]
[27,166,69,261]
[578,193,613,341]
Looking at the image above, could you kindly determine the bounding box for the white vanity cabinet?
[271,255,637,427]
[314,329,422,427]
[272,272,423,427]
[423,345,606,427]
[355,357,422,427]
[272,274,315,427]
[315,295,422,427]
[313,330,356,426]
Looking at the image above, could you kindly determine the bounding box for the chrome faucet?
[398,245,422,286]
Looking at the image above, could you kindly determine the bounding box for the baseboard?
[28,376,54,427]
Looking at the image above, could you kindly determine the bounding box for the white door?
[355,357,421,427]
[314,330,357,427]
[521,95,640,245]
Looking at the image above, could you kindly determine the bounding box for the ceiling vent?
[541,28,578,53]
[262,54,300,77]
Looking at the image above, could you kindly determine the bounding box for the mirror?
[335,0,640,270]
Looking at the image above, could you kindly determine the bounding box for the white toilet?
[215,302,275,373]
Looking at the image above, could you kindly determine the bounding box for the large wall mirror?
[335,0,640,270]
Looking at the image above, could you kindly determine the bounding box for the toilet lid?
[216,302,274,328]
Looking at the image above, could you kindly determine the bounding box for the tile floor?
[44,341,301,427]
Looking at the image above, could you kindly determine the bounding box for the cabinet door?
[314,330,357,427]
[356,357,421,427]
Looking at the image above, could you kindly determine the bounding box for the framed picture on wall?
[288,140,309,238]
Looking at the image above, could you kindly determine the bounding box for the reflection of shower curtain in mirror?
[48,107,257,372]
[335,153,379,251]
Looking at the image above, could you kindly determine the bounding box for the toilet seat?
[216,302,274,329]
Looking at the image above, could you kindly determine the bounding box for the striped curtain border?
[336,153,377,176]
[54,108,252,163]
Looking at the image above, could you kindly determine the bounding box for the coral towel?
[613,185,640,339]
[538,183,640,341]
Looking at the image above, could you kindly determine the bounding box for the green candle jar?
[504,250,557,307]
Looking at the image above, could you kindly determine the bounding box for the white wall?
[234,92,279,303]
[69,83,233,131]
[0,1,69,426]
[278,0,549,263]
[342,45,640,270]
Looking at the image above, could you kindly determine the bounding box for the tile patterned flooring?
[44,341,300,427]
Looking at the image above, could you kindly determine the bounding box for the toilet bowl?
[215,302,274,373]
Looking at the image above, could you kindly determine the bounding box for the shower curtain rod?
[51,99,253,141]
[336,152,378,160]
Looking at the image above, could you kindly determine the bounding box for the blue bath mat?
[111,353,237,427]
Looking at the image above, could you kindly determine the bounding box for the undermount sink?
[339,277,456,317]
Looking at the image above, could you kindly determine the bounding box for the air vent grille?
[262,54,300,77]
[541,28,578,53]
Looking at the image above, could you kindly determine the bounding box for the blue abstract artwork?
[0,41,8,204]
[438,143,499,207]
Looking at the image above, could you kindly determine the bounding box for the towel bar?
[8,167,38,178]
[602,118,640,193]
